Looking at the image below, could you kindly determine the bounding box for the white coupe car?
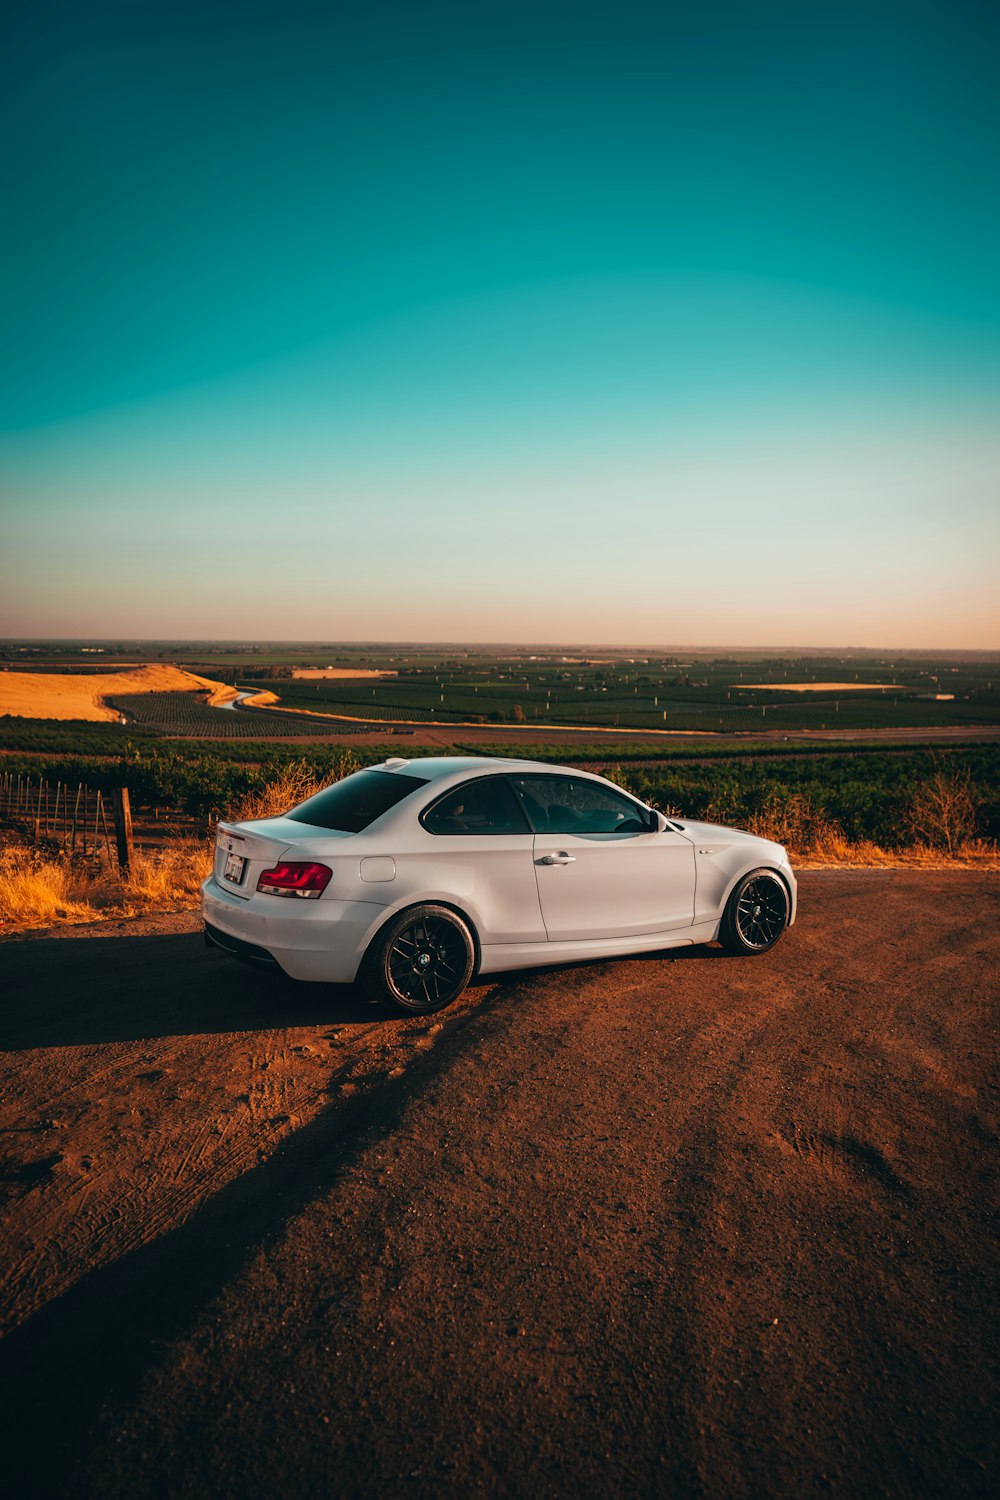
[202,756,796,1013]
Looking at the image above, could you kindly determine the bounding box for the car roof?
[378,756,549,781]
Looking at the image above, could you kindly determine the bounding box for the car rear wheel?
[720,869,789,954]
[367,904,476,1014]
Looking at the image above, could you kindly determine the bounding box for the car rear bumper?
[201,876,386,983]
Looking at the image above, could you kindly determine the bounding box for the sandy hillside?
[0,665,238,721]
[742,681,899,692]
[291,668,397,679]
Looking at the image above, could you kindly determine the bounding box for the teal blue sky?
[2,0,998,646]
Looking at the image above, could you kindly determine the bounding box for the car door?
[416,775,546,945]
[509,773,696,942]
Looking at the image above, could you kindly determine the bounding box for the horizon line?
[2,638,998,656]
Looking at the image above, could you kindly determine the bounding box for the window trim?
[419,774,533,837]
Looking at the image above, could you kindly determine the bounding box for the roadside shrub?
[906,763,978,855]
[746,791,839,856]
[599,763,684,817]
[228,761,325,822]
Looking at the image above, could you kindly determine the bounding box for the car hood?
[672,818,786,857]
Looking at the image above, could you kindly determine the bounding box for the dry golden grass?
[124,844,213,904]
[0,664,238,721]
[0,847,112,927]
[795,837,1000,870]
[0,841,214,931]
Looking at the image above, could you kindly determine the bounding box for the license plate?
[223,852,246,885]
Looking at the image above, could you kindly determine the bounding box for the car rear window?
[285,770,428,833]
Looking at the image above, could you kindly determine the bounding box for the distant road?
[0,872,996,1497]
[204,703,1000,749]
[214,689,256,711]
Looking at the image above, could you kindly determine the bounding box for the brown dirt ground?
[0,872,996,1499]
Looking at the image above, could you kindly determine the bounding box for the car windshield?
[285,769,428,833]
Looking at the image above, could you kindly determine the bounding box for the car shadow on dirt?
[0,931,387,1050]
[0,929,744,1052]
[0,965,523,1498]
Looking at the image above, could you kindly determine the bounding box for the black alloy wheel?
[720,869,789,954]
[370,904,476,1014]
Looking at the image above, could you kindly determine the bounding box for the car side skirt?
[477,919,721,975]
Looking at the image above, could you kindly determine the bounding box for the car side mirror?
[652,809,669,833]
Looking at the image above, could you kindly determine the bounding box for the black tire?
[719,868,789,954]
[366,904,476,1014]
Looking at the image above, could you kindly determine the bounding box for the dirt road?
[0,873,997,1498]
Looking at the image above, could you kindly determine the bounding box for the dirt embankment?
[0,872,996,1498]
[0,664,239,721]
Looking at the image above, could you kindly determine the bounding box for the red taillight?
[257,862,332,899]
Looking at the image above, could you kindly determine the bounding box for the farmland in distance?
[238,652,1000,734]
[106,692,379,738]
[3,643,999,744]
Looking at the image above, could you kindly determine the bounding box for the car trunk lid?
[213,817,354,900]
[213,820,297,901]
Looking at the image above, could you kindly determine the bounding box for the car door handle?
[537,852,576,865]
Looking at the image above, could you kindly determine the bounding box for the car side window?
[509,776,650,835]
[422,777,532,836]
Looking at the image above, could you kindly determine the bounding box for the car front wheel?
[720,869,789,954]
[367,904,476,1014]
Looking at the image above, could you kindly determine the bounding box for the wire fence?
[0,771,131,869]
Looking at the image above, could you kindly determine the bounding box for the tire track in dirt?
[647,875,998,1500]
[652,979,806,1495]
[1,874,997,1500]
[0,970,517,1499]
[0,927,463,1339]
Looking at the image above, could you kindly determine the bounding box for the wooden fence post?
[71,783,82,853]
[112,787,134,876]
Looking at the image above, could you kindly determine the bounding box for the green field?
[239,653,1000,733]
[105,692,378,737]
[3,641,999,735]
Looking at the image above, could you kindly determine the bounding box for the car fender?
[695,846,797,924]
[355,892,484,977]
[706,855,796,927]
